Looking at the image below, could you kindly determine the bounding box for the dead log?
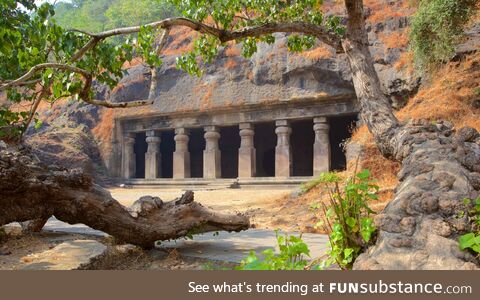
[0,144,249,248]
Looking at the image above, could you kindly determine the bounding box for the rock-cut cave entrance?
[254,122,276,177]
[189,127,205,178]
[291,119,314,176]
[134,132,147,179]
[159,130,175,178]
[329,114,358,171]
[220,125,240,178]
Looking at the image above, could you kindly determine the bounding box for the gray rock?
[20,240,107,270]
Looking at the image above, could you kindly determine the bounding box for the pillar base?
[275,146,291,177]
[238,148,256,178]
[203,150,221,179]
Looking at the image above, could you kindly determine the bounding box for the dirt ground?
[108,187,320,233]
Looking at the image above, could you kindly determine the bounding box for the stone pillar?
[173,128,190,179]
[203,126,221,179]
[145,130,161,179]
[313,117,330,175]
[123,133,136,179]
[275,120,292,178]
[238,123,256,178]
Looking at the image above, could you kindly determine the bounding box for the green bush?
[313,170,378,270]
[459,197,480,256]
[236,231,313,270]
[410,0,478,72]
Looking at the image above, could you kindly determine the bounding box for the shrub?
[459,197,480,257]
[410,0,478,72]
[313,170,378,270]
[236,231,312,270]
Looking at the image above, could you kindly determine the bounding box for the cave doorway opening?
[159,130,175,178]
[219,125,240,178]
[329,114,358,171]
[188,128,205,178]
[291,119,314,176]
[134,132,147,178]
[254,122,276,177]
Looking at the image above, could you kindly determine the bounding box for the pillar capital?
[175,127,188,135]
[146,136,161,144]
[239,122,253,130]
[124,133,135,145]
[314,116,328,124]
[275,119,289,127]
[204,125,218,133]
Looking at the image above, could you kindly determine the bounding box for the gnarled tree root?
[354,122,480,270]
[0,144,249,248]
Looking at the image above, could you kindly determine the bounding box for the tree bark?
[341,0,480,269]
[0,144,249,248]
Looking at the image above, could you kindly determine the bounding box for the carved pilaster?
[123,133,136,179]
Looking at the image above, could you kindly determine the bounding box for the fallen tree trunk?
[0,143,249,248]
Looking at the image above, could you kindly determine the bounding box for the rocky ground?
[0,226,235,270]
[0,187,332,270]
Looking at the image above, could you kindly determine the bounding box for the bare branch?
[0,63,89,91]
[148,28,171,99]
[79,17,343,52]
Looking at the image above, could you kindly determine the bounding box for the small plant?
[474,87,480,96]
[314,169,378,270]
[458,197,480,256]
[300,176,323,194]
[236,231,312,270]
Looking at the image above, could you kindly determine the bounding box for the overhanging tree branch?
[72,17,343,52]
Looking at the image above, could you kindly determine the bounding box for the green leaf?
[458,233,476,250]
[346,217,356,228]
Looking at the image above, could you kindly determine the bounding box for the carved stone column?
[145,130,161,179]
[123,133,136,179]
[238,123,256,178]
[313,117,330,175]
[173,128,190,179]
[275,120,292,178]
[203,126,221,179]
